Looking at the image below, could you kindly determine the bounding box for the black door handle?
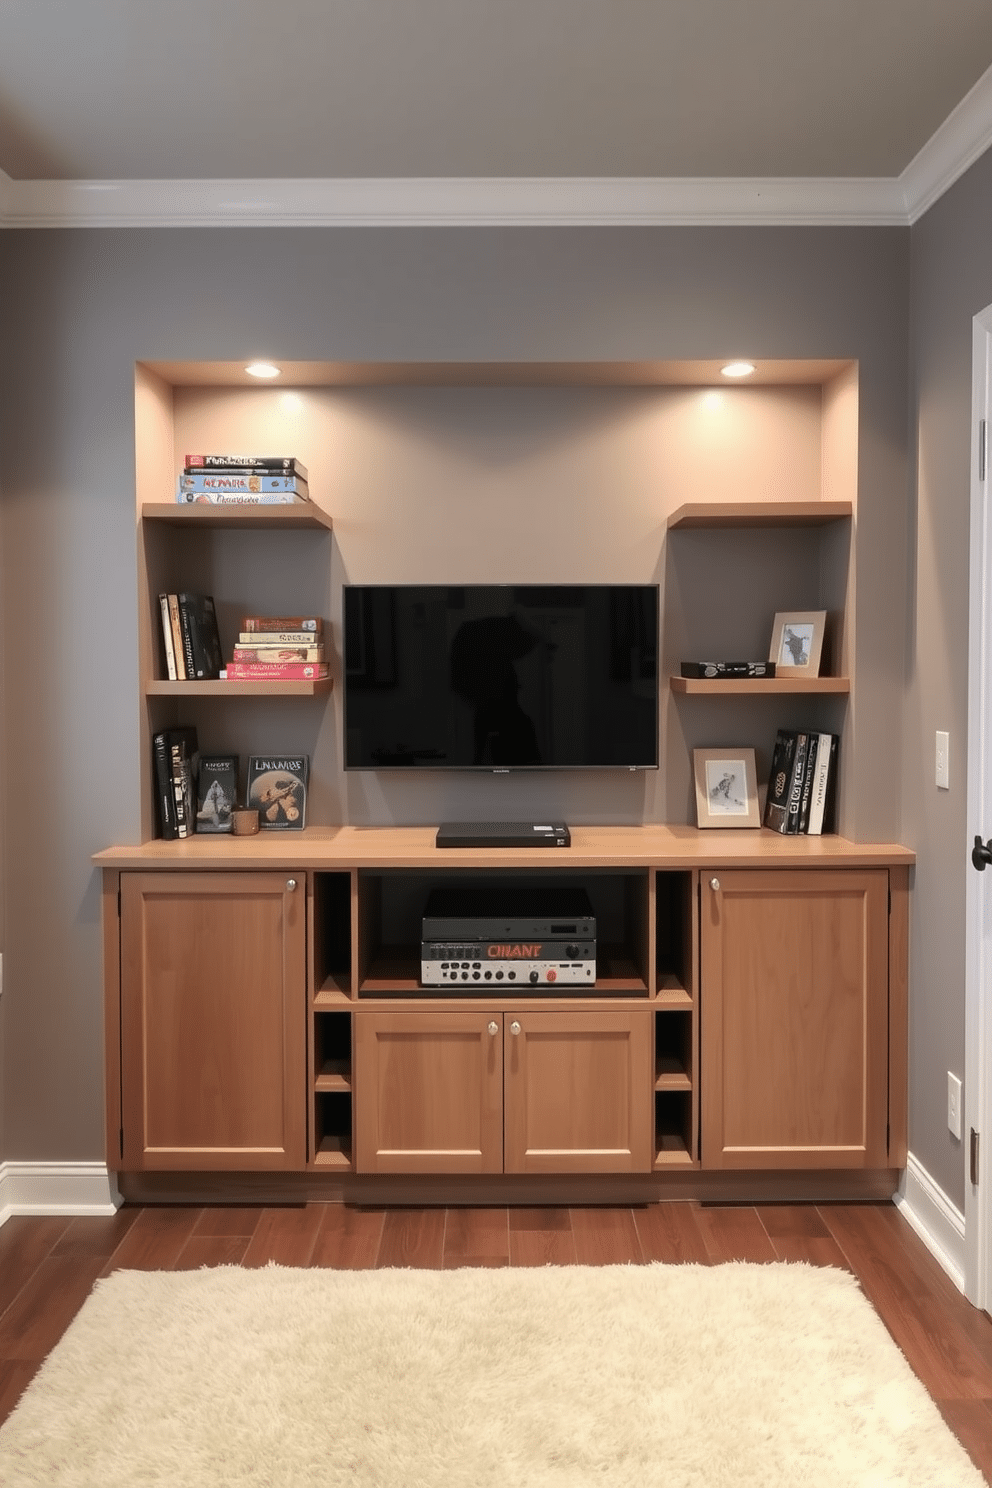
[973,835,992,871]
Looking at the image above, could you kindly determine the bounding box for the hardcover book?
[195,754,238,833]
[763,729,797,834]
[178,472,309,499]
[184,455,309,480]
[177,593,224,680]
[241,616,323,634]
[231,645,324,663]
[680,660,776,679]
[152,726,198,840]
[225,662,329,680]
[236,631,324,646]
[247,756,309,830]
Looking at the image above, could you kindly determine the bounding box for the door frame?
[965,304,992,1309]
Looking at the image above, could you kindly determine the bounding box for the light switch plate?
[936,731,950,789]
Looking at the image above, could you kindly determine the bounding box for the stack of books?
[176,454,310,505]
[763,728,839,835]
[158,592,224,680]
[224,615,330,681]
[152,726,199,839]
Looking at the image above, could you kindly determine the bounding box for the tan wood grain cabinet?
[99,829,912,1201]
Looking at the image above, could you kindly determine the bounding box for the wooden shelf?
[315,1061,351,1093]
[314,979,353,1008]
[670,675,850,696]
[667,501,852,530]
[146,677,333,698]
[653,1135,694,1168]
[314,1135,353,1169]
[655,1058,692,1092]
[655,978,693,1007]
[142,501,333,532]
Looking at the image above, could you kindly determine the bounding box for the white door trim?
[965,305,992,1309]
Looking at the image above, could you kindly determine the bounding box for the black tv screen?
[343,584,659,771]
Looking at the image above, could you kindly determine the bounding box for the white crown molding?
[0,62,990,229]
[0,1160,121,1229]
[902,60,992,223]
[0,172,910,229]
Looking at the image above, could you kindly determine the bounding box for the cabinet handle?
[488,1020,499,1036]
[286,878,298,892]
[510,1020,521,1036]
[710,877,720,892]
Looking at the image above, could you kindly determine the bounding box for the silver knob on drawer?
[286,878,298,892]
[488,1021,499,1036]
[710,877,720,892]
[510,1020,522,1036]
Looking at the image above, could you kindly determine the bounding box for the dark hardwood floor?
[1,1200,991,1480]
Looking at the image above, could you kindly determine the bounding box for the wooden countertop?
[94,822,915,871]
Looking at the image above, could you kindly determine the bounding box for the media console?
[96,824,913,1206]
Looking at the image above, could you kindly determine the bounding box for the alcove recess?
[134,357,858,841]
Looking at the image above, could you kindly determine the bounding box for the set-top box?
[421,884,596,989]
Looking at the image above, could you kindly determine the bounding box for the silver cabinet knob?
[286,878,297,892]
[488,1020,499,1036]
[510,1020,522,1036]
[710,877,720,892]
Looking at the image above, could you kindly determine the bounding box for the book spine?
[797,733,819,834]
[785,731,810,834]
[763,730,796,834]
[237,630,323,645]
[170,741,190,838]
[178,472,309,496]
[225,661,329,679]
[680,661,776,678]
[176,490,307,505]
[232,645,324,663]
[178,593,223,679]
[807,733,838,835]
[167,594,186,680]
[159,594,177,681]
[184,455,308,479]
[153,732,178,839]
[176,596,197,681]
[241,616,323,634]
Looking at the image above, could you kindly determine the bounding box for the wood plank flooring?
[0,1200,990,1481]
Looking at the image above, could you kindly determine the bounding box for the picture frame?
[693,747,760,829]
[768,610,827,675]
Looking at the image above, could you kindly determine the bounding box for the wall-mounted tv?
[343,584,658,771]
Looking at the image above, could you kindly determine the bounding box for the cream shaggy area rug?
[0,1262,984,1487]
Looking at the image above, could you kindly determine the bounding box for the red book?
[224,661,329,680]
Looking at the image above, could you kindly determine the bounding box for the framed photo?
[693,747,760,829]
[768,610,827,675]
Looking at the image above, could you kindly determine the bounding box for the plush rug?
[0,1262,983,1487]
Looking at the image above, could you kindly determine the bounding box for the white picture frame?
[768,610,827,675]
[693,747,760,829]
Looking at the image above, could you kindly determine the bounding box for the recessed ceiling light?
[721,361,756,379]
[245,362,281,379]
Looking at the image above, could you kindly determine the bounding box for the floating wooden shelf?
[670,676,850,696]
[146,678,332,698]
[142,501,333,532]
[667,501,852,530]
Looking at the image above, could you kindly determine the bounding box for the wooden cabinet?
[354,1008,652,1175]
[118,871,307,1169]
[699,868,890,1168]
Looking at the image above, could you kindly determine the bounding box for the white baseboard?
[895,1152,967,1292]
[0,1161,121,1229]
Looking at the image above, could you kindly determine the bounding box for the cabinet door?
[354,1010,504,1174]
[119,871,306,1169]
[700,869,889,1169]
[504,1010,652,1174]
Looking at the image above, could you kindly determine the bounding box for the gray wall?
[0,224,911,1162]
[907,147,992,1207]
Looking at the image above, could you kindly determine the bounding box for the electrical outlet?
[948,1071,963,1139]
[936,731,950,789]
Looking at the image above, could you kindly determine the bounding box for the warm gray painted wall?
[0,225,910,1162]
[907,147,992,1208]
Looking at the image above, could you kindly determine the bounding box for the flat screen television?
[343,584,659,771]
